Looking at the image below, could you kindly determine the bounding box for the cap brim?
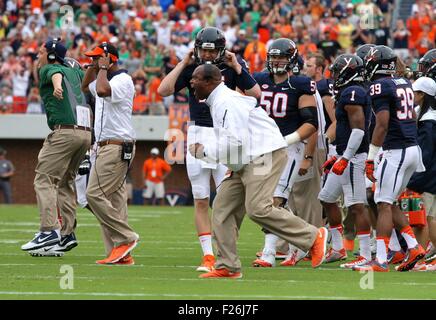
[84,47,105,57]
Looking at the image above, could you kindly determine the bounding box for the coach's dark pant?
[0,180,12,204]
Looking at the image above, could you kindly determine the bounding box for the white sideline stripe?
[0,291,355,299]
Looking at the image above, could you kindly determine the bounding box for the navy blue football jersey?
[174,56,257,127]
[254,72,316,136]
[368,77,418,149]
[335,85,371,156]
[317,78,334,131]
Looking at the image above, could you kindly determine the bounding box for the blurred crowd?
[0,0,435,115]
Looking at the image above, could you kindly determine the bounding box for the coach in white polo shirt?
[82,42,139,265]
[189,64,327,278]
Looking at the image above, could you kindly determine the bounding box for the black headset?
[47,37,60,63]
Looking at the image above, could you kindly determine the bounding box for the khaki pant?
[276,148,325,253]
[86,144,138,254]
[212,148,318,272]
[289,148,325,227]
[35,128,91,235]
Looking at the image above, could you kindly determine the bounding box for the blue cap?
[44,39,67,64]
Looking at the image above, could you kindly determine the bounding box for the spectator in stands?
[133,84,148,114]
[0,146,14,204]
[26,87,43,114]
[142,147,172,206]
[374,17,390,46]
[11,60,30,113]
[148,73,166,115]
[0,86,13,114]
[393,19,411,61]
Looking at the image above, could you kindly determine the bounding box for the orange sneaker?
[96,240,138,264]
[396,245,426,272]
[114,254,135,265]
[196,254,215,272]
[343,239,355,251]
[199,268,242,279]
[310,227,328,268]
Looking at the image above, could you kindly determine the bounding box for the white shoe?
[252,249,275,267]
[28,245,64,257]
[21,230,60,251]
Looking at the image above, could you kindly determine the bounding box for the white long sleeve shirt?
[203,82,287,171]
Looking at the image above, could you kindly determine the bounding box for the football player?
[354,46,426,272]
[250,38,319,267]
[318,54,373,267]
[418,49,436,81]
[158,27,260,272]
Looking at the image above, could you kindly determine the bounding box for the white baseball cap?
[151,148,159,155]
[412,77,436,96]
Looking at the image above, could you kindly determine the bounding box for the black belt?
[54,124,92,132]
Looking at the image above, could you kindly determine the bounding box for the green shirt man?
[39,64,86,130]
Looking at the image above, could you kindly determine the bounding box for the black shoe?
[52,233,78,252]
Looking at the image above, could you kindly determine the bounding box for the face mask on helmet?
[194,43,226,65]
[331,55,364,91]
[267,54,291,74]
[364,46,397,81]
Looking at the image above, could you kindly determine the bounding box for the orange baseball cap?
[84,42,119,62]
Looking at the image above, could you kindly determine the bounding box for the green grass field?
[0,205,435,300]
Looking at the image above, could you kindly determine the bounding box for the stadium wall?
[0,115,191,204]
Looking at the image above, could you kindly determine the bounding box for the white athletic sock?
[198,233,214,256]
[376,237,389,264]
[357,232,371,261]
[400,226,418,249]
[263,233,278,255]
[388,229,402,252]
[329,225,344,251]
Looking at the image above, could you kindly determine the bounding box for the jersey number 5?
[260,91,288,118]
[396,87,414,120]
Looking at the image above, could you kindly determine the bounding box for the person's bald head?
[190,64,223,100]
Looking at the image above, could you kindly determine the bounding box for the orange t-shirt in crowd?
[143,157,171,183]
[149,77,163,103]
[133,94,149,114]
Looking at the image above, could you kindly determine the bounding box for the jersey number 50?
[396,87,414,120]
[260,92,288,118]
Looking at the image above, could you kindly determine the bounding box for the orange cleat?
[343,239,355,251]
[196,254,215,272]
[252,258,273,267]
[340,256,370,269]
[353,260,389,272]
[324,248,347,263]
[199,268,242,279]
[310,227,328,268]
[96,240,138,264]
[114,254,135,265]
[255,251,288,259]
[388,250,406,265]
[396,245,426,272]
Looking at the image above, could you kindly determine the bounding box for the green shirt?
[39,64,85,130]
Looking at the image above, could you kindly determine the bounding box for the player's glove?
[321,156,337,174]
[365,160,376,182]
[332,157,349,175]
[78,154,91,175]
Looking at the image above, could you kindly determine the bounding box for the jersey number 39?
[396,87,414,120]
